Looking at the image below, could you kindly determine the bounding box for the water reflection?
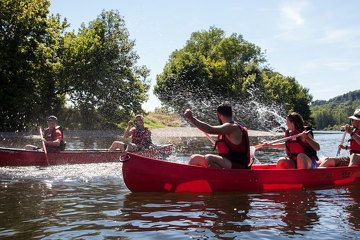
[119,192,251,238]
[258,191,319,235]
[344,186,360,230]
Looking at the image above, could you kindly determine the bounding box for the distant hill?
[311,90,360,130]
[312,90,360,108]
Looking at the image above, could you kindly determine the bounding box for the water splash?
[179,87,287,132]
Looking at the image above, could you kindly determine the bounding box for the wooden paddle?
[336,131,347,156]
[131,123,169,160]
[39,127,50,165]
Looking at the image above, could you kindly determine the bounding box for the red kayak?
[122,153,360,193]
[0,145,172,166]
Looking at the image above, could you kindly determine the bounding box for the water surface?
[1,131,358,239]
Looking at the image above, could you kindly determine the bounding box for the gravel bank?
[0,127,282,139]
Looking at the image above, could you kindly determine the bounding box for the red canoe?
[0,145,172,166]
[122,153,360,193]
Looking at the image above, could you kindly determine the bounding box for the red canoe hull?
[0,145,172,166]
[122,153,360,193]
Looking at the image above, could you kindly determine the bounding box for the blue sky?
[49,0,360,111]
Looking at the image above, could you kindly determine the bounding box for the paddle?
[253,131,309,150]
[39,127,50,165]
[131,123,169,160]
[336,131,347,156]
[203,131,215,145]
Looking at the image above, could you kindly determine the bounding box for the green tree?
[61,10,150,129]
[0,0,67,131]
[154,26,313,129]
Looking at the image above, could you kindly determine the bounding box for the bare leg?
[297,153,312,169]
[188,154,208,167]
[319,157,337,167]
[277,157,296,169]
[206,155,232,169]
[126,143,138,152]
[109,141,125,151]
[349,154,360,167]
[25,145,39,151]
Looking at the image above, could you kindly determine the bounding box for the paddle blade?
[336,149,341,157]
[250,146,256,159]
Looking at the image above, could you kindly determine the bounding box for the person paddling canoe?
[262,112,320,169]
[184,102,250,169]
[109,115,152,152]
[320,109,360,167]
[25,115,66,153]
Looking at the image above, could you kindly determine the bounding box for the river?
[0,131,359,239]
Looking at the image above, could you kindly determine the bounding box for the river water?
[1,131,359,239]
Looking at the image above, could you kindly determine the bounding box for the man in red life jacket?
[263,112,320,169]
[25,115,65,153]
[108,115,151,152]
[184,102,250,169]
[320,109,360,167]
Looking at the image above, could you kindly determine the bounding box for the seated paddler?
[262,112,320,169]
[25,115,66,153]
[184,102,250,169]
[109,115,152,152]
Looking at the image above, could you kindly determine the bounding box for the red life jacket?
[131,127,151,148]
[349,128,360,154]
[215,121,250,169]
[285,126,318,161]
[44,126,65,152]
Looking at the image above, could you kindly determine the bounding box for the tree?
[154,26,313,129]
[61,10,150,129]
[0,0,67,131]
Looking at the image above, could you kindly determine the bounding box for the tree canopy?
[154,27,313,130]
[0,0,150,131]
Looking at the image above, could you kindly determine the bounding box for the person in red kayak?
[263,112,320,169]
[25,115,65,153]
[109,115,152,152]
[184,102,250,169]
[319,109,360,167]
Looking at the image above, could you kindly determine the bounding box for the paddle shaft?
[39,127,50,165]
[131,123,169,159]
[336,131,347,156]
[203,131,215,145]
[254,131,310,150]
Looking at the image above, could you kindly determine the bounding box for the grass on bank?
[117,113,183,129]
[145,113,183,128]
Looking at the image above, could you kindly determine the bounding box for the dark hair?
[217,102,232,117]
[287,112,304,130]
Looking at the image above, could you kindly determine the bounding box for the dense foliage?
[311,90,360,130]
[0,0,149,131]
[154,27,313,129]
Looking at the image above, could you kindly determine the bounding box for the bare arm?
[184,109,234,135]
[123,121,133,138]
[302,132,320,151]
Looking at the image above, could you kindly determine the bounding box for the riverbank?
[0,127,282,139]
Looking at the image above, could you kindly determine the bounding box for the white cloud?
[281,5,305,26]
[280,1,309,27]
[274,1,310,40]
